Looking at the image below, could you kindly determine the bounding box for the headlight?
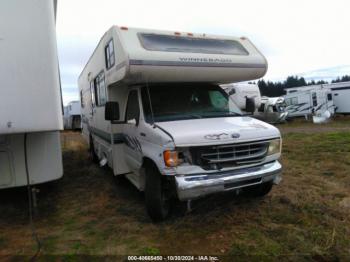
[267,139,281,156]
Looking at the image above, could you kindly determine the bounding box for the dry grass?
[0,121,350,260]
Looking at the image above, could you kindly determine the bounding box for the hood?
[156,116,280,147]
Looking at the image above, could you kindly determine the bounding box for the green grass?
[0,128,350,260]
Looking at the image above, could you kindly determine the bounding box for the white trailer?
[79,26,282,221]
[0,0,63,189]
[324,81,350,114]
[64,101,82,130]
[255,97,288,123]
[222,84,287,123]
[284,85,335,119]
[221,83,262,112]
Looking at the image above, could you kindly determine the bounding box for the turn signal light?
[164,150,179,167]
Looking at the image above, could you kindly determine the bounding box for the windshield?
[141,84,242,122]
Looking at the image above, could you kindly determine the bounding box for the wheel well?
[142,157,158,171]
[142,157,176,197]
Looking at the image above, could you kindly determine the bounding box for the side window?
[80,90,85,108]
[327,93,332,101]
[125,90,140,122]
[90,81,95,107]
[312,92,317,107]
[94,72,107,106]
[292,97,298,105]
[105,39,115,70]
[286,97,298,106]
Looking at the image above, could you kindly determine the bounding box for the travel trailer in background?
[255,97,288,123]
[64,101,82,130]
[284,85,335,121]
[222,84,287,123]
[325,81,350,114]
[79,26,282,221]
[0,0,63,189]
[221,83,261,113]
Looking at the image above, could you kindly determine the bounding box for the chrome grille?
[190,141,269,170]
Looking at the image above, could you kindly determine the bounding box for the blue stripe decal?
[88,126,125,144]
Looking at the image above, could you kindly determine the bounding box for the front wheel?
[244,181,273,197]
[145,164,171,222]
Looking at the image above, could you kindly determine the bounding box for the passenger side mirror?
[245,97,256,114]
[105,101,120,121]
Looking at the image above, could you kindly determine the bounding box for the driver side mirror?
[105,101,120,121]
[245,97,256,114]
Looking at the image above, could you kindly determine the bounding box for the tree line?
[250,75,350,97]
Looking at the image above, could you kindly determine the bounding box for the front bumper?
[175,161,282,201]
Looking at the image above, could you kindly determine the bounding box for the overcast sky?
[56,0,350,105]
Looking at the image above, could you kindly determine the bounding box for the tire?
[89,136,99,163]
[244,181,273,197]
[145,163,171,222]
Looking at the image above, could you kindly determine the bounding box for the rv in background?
[221,83,262,112]
[324,81,350,114]
[79,26,282,221]
[284,85,335,119]
[64,101,82,130]
[0,0,63,189]
[222,83,287,123]
[256,97,288,123]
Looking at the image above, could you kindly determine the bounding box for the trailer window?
[327,93,332,101]
[105,39,115,69]
[138,33,249,55]
[80,90,85,108]
[94,72,107,106]
[90,81,95,107]
[125,90,140,122]
[285,97,298,106]
[312,92,317,107]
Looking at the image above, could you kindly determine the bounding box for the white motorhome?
[0,0,63,189]
[324,81,350,114]
[64,101,82,130]
[222,84,287,123]
[79,26,282,221]
[284,85,335,119]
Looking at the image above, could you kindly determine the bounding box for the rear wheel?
[89,136,99,163]
[145,164,171,222]
[244,181,273,197]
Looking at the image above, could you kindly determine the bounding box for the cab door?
[123,89,143,171]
